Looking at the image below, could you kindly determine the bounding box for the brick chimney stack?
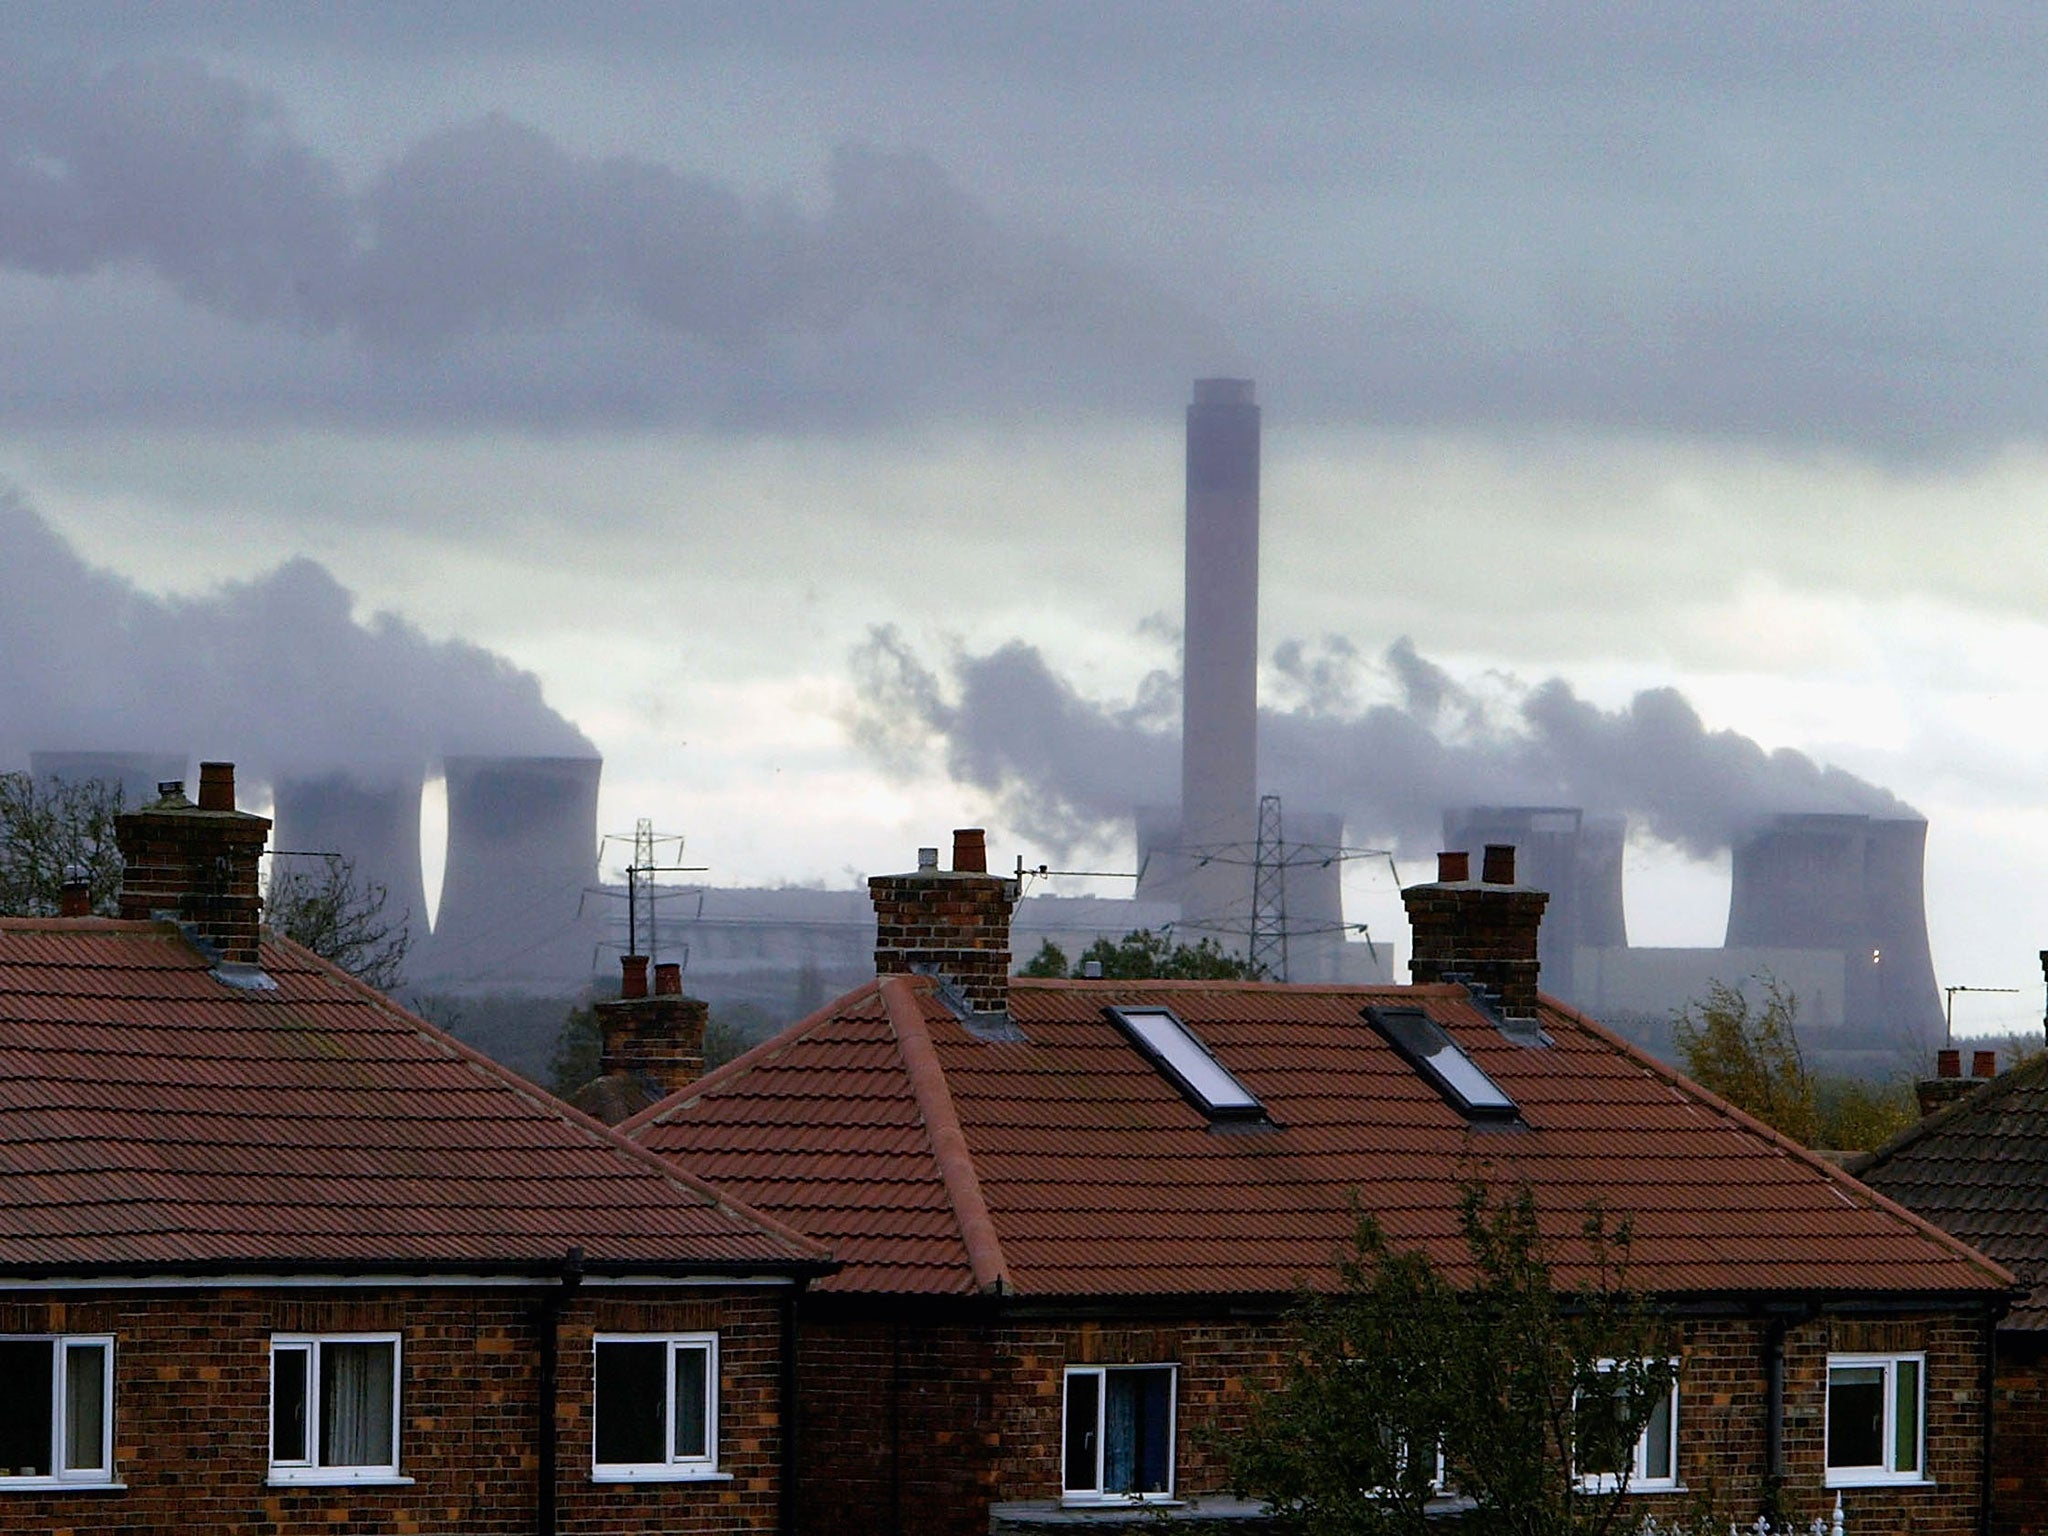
[1402,843,1550,1019]
[592,955,708,1111]
[1915,1044,1999,1118]
[869,828,1018,1016]
[114,762,271,965]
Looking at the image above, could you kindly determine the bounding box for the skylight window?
[1367,1007,1518,1121]
[1107,1007,1265,1121]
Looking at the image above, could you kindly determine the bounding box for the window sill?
[1825,1473,1935,1490]
[1576,1479,1686,1495]
[591,1469,733,1484]
[267,1472,415,1488]
[1060,1495,1182,1508]
[0,1479,127,1492]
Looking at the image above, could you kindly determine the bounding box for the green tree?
[1814,1077,1915,1153]
[0,772,125,916]
[548,1003,602,1097]
[1232,1183,1675,1536]
[265,852,412,993]
[1671,976,1817,1145]
[1022,929,1265,980]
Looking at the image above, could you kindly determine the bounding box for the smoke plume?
[0,56,1210,428]
[849,628,1910,859]
[0,487,591,780]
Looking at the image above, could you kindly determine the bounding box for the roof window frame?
[1365,1006,1520,1123]
[1104,1006,1269,1124]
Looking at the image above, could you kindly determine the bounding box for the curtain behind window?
[321,1343,394,1467]
[63,1344,107,1473]
[1104,1369,1170,1494]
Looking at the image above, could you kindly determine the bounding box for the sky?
[4,3,2048,1036]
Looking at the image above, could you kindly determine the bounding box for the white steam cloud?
[0,487,590,778]
[851,627,1910,860]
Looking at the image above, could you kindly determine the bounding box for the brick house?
[1852,1048,2048,1536]
[627,832,2013,1534]
[0,763,831,1534]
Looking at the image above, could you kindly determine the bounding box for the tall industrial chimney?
[421,755,603,989]
[1177,377,1260,947]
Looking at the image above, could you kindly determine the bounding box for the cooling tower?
[1575,815,1629,949]
[1726,813,1942,1045]
[422,755,603,989]
[1278,809,1347,981]
[29,750,189,809]
[1441,806,1627,1007]
[1177,378,1261,947]
[269,766,431,972]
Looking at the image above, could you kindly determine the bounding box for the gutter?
[537,1246,584,1536]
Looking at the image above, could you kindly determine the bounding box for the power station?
[10,379,1950,1059]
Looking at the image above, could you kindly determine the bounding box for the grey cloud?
[7,14,2048,448]
[0,57,1213,429]
[851,628,1909,860]
[0,487,591,777]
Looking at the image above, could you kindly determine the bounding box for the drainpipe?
[780,1287,801,1536]
[1763,1315,1787,1522]
[890,1319,903,1536]
[1981,1309,1997,1536]
[537,1246,585,1536]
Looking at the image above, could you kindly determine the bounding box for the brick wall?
[0,1284,788,1534]
[1993,1332,2048,1536]
[798,1315,999,1536]
[596,993,709,1094]
[1402,858,1549,1019]
[869,864,1018,1016]
[113,765,272,966]
[798,1304,1991,1535]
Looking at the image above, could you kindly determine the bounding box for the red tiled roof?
[0,917,830,1277]
[629,974,2009,1302]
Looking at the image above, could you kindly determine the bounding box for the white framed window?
[1575,1359,1680,1493]
[1062,1364,1175,1504]
[1370,1428,1446,1498]
[0,1335,115,1487]
[269,1333,403,1484]
[1826,1353,1925,1486]
[592,1333,721,1481]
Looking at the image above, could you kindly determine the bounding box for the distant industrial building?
[1442,805,1945,1062]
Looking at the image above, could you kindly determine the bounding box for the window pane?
[1641,1386,1673,1482]
[320,1342,395,1468]
[1894,1360,1920,1474]
[1104,1369,1171,1495]
[0,1341,53,1477]
[672,1346,708,1461]
[62,1344,107,1474]
[1116,1010,1261,1113]
[1828,1366,1885,1468]
[595,1342,667,1466]
[1371,1009,1516,1115]
[273,1347,309,1463]
[1063,1372,1099,1493]
[1130,1369,1172,1494]
[1574,1384,1628,1478]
